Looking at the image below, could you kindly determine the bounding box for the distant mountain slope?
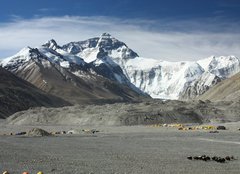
[0,67,70,118]
[198,72,240,101]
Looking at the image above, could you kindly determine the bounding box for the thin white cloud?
[0,16,239,61]
[38,8,56,12]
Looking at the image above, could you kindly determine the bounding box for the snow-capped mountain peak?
[197,56,215,71]
[42,39,60,50]
[96,32,117,48]
[198,55,240,78]
[0,47,32,68]
[100,32,112,37]
[98,32,113,41]
[62,34,139,62]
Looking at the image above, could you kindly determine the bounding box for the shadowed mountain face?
[0,67,70,118]
[198,72,240,102]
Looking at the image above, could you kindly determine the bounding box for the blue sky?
[0,0,240,61]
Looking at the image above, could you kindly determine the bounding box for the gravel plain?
[0,123,240,174]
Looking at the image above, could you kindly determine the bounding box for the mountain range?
[1,33,240,103]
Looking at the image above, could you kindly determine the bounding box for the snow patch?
[78,48,99,63]
[60,61,70,68]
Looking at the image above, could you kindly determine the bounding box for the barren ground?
[0,122,240,174]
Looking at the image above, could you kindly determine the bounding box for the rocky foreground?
[0,123,240,174]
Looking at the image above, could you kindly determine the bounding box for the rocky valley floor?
[0,123,240,174]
